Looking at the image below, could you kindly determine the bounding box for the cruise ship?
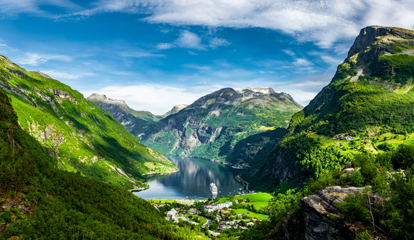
[210,183,218,195]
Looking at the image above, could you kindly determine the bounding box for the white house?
[165,209,178,222]
[203,202,233,213]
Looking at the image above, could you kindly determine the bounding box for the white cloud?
[157,32,230,51]
[175,30,205,50]
[17,53,72,66]
[0,0,80,17]
[81,84,214,115]
[283,49,295,57]
[270,76,333,106]
[156,43,174,50]
[209,38,230,49]
[0,39,7,48]
[292,58,313,67]
[259,71,274,74]
[73,0,414,47]
[41,70,95,80]
[183,64,211,70]
[320,55,342,66]
[120,51,164,58]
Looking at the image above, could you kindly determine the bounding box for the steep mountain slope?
[0,90,206,239]
[244,26,414,190]
[141,87,302,165]
[0,56,177,190]
[88,93,161,137]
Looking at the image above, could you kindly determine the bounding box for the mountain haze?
[0,56,177,190]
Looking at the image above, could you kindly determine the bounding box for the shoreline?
[143,168,179,176]
[129,185,148,192]
[129,169,180,193]
[235,175,249,190]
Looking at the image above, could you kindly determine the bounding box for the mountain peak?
[190,87,301,110]
[163,104,188,117]
[87,93,127,107]
[235,87,279,95]
[348,25,414,58]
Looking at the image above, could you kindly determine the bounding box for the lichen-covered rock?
[284,186,364,240]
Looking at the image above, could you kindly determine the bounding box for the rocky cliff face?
[283,186,364,240]
[141,87,302,164]
[0,55,177,190]
[87,93,160,136]
[245,26,414,190]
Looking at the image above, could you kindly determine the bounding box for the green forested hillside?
[241,147,414,239]
[0,90,205,239]
[0,55,177,190]
[244,26,414,190]
[239,25,414,240]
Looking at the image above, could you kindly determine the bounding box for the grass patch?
[217,192,273,210]
[233,209,269,220]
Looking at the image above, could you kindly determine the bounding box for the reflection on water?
[134,156,243,199]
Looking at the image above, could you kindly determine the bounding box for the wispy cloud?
[4,1,414,48]
[17,52,72,66]
[120,51,165,58]
[0,0,81,17]
[292,58,313,67]
[41,70,95,80]
[69,0,414,47]
[0,38,7,48]
[269,74,334,105]
[156,43,174,50]
[281,50,314,71]
[183,64,211,70]
[175,30,205,50]
[156,30,230,51]
[283,49,295,57]
[209,38,231,49]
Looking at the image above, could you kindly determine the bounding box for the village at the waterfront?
[149,183,272,238]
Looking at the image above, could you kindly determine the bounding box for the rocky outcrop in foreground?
[284,186,364,240]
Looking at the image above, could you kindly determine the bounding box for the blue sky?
[1,0,414,114]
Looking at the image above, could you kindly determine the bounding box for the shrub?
[356,230,371,240]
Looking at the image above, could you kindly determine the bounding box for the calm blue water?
[133,156,243,200]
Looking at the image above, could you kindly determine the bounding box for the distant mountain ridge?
[92,87,302,166]
[0,55,177,190]
[88,93,161,135]
[143,87,302,165]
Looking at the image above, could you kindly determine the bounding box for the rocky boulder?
[284,186,365,240]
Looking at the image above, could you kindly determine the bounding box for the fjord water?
[133,156,243,200]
